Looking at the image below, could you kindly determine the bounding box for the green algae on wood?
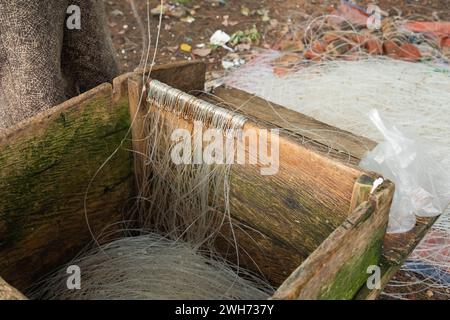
[317,227,386,299]
[273,180,394,300]
[0,83,133,291]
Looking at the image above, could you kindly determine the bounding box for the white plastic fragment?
[210,30,234,51]
[360,110,450,233]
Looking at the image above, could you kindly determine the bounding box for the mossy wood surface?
[0,80,133,292]
[273,179,394,299]
[355,215,439,299]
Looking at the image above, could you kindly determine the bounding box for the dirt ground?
[105,0,449,300]
[105,0,450,74]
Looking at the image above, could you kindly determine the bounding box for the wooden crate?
[0,61,424,300]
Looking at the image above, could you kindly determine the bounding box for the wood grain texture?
[128,75,147,190]
[0,79,133,291]
[227,121,362,264]
[349,174,379,214]
[273,181,394,299]
[128,61,207,187]
[0,277,27,300]
[215,219,308,287]
[209,86,376,163]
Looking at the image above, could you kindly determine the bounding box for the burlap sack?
[0,0,118,128]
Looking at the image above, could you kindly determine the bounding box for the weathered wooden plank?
[135,61,206,94]
[128,76,147,190]
[216,218,317,287]
[349,173,379,213]
[273,180,394,299]
[355,215,439,300]
[227,121,362,261]
[0,79,133,291]
[209,86,376,162]
[0,277,27,300]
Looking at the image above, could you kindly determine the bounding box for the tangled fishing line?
[224,50,450,298]
[131,79,247,248]
[31,233,273,300]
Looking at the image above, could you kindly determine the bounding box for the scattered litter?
[221,60,235,69]
[180,16,195,24]
[110,9,124,17]
[210,30,233,51]
[180,43,192,53]
[222,53,246,69]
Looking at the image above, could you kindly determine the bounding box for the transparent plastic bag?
[360,110,450,233]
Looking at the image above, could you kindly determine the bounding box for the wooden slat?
[349,174,379,213]
[209,86,376,162]
[215,218,307,287]
[214,121,365,286]
[228,121,362,261]
[128,62,207,188]
[0,78,133,291]
[273,180,394,299]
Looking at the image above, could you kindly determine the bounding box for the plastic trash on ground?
[210,30,233,52]
[360,109,450,233]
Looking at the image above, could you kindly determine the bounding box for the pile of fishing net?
[270,0,450,76]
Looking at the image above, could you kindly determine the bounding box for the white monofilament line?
[131,79,248,250]
[31,233,273,300]
[225,52,450,296]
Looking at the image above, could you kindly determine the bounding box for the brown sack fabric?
[0,0,118,129]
